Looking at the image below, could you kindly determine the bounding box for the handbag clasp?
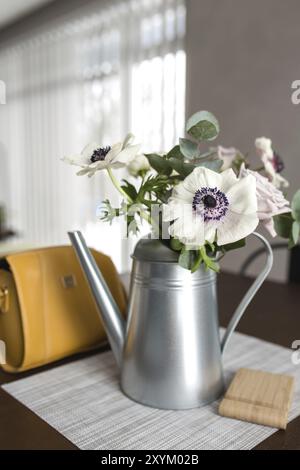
[0,286,9,313]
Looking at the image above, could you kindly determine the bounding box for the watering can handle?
[220,231,273,354]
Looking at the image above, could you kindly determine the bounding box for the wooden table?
[0,272,299,450]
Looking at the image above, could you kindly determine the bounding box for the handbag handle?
[221,232,273,354]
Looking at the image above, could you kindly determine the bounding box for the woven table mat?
[3,330,299,450]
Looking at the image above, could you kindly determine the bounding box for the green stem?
[191,250,202,273]
[107,168,132,203]
[107,168,154,228]
[200,245,220,273]
[106,167,163,235]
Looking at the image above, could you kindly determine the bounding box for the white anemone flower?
[128,154,150,176]
[163,166,258,248]
[62,134,140,177]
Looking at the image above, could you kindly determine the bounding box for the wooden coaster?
[219,368,295,429]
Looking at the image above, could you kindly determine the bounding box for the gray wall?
[186,0,300,282]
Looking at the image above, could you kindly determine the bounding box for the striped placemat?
[3,330,299,450]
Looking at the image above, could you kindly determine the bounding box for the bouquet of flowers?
[63,110,300,273]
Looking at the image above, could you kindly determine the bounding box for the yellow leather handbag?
[0,246,127,373]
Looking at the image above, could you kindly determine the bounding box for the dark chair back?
[240,243,300,283]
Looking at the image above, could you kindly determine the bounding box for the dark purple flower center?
[203,194,217,208]
[90,146,111,163]
[192,186,229,221]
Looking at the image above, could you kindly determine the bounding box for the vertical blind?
[0,0,186,271]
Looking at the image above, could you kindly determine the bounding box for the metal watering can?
[69,231,273,410]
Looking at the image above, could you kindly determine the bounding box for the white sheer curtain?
[0,0,186,271]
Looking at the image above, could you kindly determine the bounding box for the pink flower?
[239,164,290,237]
[255,137,289,189]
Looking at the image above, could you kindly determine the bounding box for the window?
[0,0,186,271]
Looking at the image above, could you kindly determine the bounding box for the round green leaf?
[186,110,219,142]
[179,138,198,159]
[168,158,195,177]
[166,145,184,160]
[145,154,172,175]
[196,159,223,172]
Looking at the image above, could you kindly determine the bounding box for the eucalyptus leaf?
[166,145,184,160]
[197,150,217,160]
[145,153,172,176]
[168,158,195,177]
[273,213,294,239]
[292,189,300,222]
[179,138,198,160]
[186,110,219,142]
[196,159,223,172]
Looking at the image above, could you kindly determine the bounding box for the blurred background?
[0,0,299,280]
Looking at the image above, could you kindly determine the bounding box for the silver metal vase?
[69,231,273,410]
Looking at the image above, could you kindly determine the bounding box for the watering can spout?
[68,231,125,368]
